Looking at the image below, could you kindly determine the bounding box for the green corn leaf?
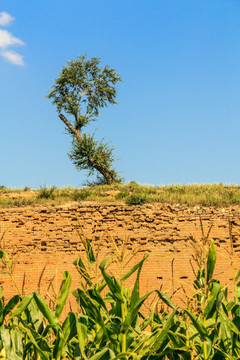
[0,329,23,360]
[185,310,208,338]
[3,295,20,320]
[111,353,135,360]
[203,282,222,318]
[220,315,232,353]
[73,288,104,325]
[73,257,92,286]
[121,255,149,281]
[168,330,186,348]
[155,290,177,310]
[53,333,65,360]
[33,293,60,327]
[55,271,72,318]
[207,239,216,283]
[0,250,11,271]
[122,291,153,332]
[74,313,88,360]
[130,257,147,309]
[26,298,43,331]
[99,257,123,303]
[18,321,51,359]
[9,294,33,320]
[80,236,96,264]
[233,315,240,330]
[205,318,216,329]
[97,280,107,293]
[85,238,96,264]
[235,269,240,282]
[148,309,177,355]
[140,309,154,331]
[62,311,77,341]
[0,290,3,326]
[89,348,114,360]
[89,288,107,311]
[53,313,77,360]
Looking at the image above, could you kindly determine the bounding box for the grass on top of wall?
[1,182,240,207]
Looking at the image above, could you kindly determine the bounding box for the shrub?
[23,186,31,192]
[72,188,92,201]
[126,193,148,205]
[37,185,56,199]
[115,191,128,199]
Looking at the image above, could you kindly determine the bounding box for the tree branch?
[59,113,82,143]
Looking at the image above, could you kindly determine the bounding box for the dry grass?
[1,182,240,207]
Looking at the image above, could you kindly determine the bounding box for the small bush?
[72,189,91,201]
[115,191,128,199]
[38,185,56,199]
[126,193,148,205]
[23,186,31,192]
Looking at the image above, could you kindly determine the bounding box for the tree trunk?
[59,114,82,143]
[93,163,114,184]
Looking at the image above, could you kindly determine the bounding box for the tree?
[46,54,122,185]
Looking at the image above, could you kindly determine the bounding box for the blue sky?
[1,0,240,188]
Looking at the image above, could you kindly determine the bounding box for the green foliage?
[46,54,121,120]
[1,236,240,358]
[37,185,56,199]
[46,54,122,185]
[115,191,128,199]
[72,188,92,201]
[69,133,121,183]
[126,193,148,205]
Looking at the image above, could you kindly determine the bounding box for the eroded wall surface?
[0,202,240,308]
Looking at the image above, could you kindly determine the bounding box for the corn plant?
[2,232,240,359]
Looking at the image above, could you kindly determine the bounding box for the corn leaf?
[3,295,20,320]
[74,313,88,360]
[148,309,177,356]
[33,293,60,327]
[122,291,153,332]
[185,310,208,338]
[55,271,72,318]
[99,257,123,303]
[0,329,23,360]
[130,256,146,308]
[203,282,222,318]
[18,321,50,359]
[89,348,111,360]
[73,257,92,286]
[9,294,33,320]
[121,255,149,281]
[155,290,177,310]
[207,239,216,283]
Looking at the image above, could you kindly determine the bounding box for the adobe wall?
[0,201,240,308]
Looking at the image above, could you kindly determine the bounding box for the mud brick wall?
[0,202,240,308]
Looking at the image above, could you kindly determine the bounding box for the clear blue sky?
[1,0,240,188]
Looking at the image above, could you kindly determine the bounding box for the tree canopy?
[46,54,122,185]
